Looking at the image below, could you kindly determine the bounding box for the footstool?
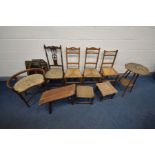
[76,86,95,104]
[96,81,118,101]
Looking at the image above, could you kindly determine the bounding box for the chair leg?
[83,77,85,84]
[80,77,83,85]
[18,94,30,107]
[64,78,67,85]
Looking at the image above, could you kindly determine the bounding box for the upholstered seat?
[45,68,63,79]
[14,74,44,93]
[65,68,82,78]
[77,86,94,98]
[102,67,118,76]
[84,68,101,78]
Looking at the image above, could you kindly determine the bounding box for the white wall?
[0,26,155,76]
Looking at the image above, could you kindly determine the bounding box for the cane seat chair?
[100,50,118,83]
[44,45,64,81]
[6,68,45,107]
[64,47,82,84]
[83,47,101,83]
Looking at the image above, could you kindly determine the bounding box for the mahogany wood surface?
[39,84,76,105]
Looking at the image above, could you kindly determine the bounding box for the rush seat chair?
[83,47,101,83]
[64,47,82,84]
[100,50,119,83]
[44,45,64,84]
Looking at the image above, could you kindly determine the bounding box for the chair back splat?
[44,45,64,73]
[66,47,80,69]
[100,50,118,71]
[84,47,100,69]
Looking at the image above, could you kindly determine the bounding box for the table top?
[39,84,76,105]
[125,63,149,75]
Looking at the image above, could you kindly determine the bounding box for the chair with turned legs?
[100,50,119,84]
[83,47,102,83]
[64,47,82,84]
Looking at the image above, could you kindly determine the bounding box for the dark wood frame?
[6,68,45,107]
[83,47,101,83]
[117,70,139,96]
[65,47,82,84]
[44,45,64,78]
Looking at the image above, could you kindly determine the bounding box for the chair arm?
[6,68,45,90]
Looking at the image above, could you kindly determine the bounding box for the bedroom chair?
[64,47,82,84]
[44,45,64,85]
[100,50,119,84]
[83,47,101,83]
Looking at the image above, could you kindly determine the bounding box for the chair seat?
[45,68,63,79]
[14,74,44,93]
[84,68,101,78]
[65,68,82,78]
[120,78,134,87]
[77,86,94,98]
[102,67,118,76]
[96,81,118,96]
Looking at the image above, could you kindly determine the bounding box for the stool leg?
[91,98,94,104]
[110,94,115,99]
[49,103,52,114]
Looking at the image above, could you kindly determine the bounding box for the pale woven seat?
[77,86,94,98]
[96,81,118,97]
[102,67,118,76]
[14,74,44,93]
[45,68,63,79]
[84,68,101,78]
[65,68,82,78]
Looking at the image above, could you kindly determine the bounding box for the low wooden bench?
[39,84,76,114]
[96,81,118,101]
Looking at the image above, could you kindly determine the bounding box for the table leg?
[122,73,137,96]
[49,102,52,114]
[130,74,139,92]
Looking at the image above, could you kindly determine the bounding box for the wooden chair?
[44,45,64,84]
[83,47,101,83]
[64,47,82,84]
[6,68,45,107]
[100,50,119,83]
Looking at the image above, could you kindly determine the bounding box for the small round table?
[119,63,149,96]
[125,63,149,76]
